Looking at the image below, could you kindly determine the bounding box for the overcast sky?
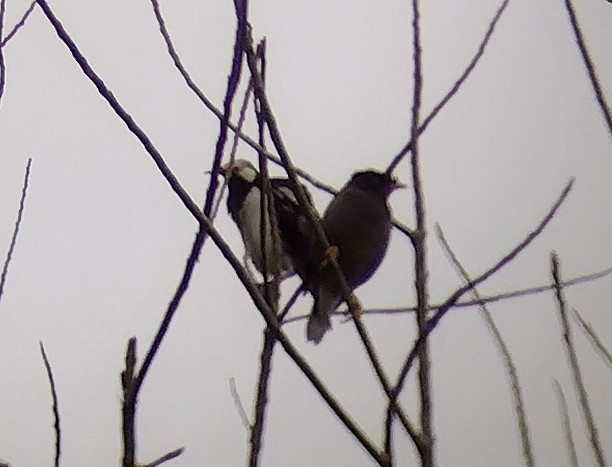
[0,0,611,466]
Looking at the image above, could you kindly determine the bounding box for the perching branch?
[39,342,61,467]
[284,264,612,324]
[435,225,534,467]
[0,158,32,308]
[250,36,281,467]
[551,253,606,467]
[243,18,420,450]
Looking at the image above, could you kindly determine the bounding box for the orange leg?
[322,245,340,267]
[347,293,363,319]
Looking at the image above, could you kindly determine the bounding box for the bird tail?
[306,292,339,344]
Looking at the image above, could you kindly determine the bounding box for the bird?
[218,158,312,282]
[296,170,406,343]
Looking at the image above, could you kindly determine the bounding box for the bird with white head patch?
[219,159,312,281]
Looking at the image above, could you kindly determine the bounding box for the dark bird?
[296,170,406,343]
[219,159,312,281]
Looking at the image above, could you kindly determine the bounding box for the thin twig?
[0,0,36,47]
[122,337,137,467]
[551,253,606,467]
[572,307,612,370]
[278,285,303,322]
[0,158,32,307]
[436,225,534,467]
[250,36,280,467]
[553,379,579,467]
[405,0,433,462]
[387,0,512,173]
[249,328,275,467]
[0,0,6,105]
[243,20,420,451]
[140,448,184,467]
[283,264,612,324]
[39,342,61,467]
[562,0,612,137]
[230,377,251,429]
[390,179,574,414]
[211,81,253,221]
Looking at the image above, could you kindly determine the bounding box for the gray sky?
[0,0,611,466]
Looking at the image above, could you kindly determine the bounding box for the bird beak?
[204,165,228,177]
[392,176,407,190]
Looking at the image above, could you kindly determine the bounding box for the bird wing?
[322,187,391,288]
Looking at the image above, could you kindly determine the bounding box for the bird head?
[349,170,406,198]
[218,159,259,183]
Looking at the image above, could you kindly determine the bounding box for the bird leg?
[321,245,363,319]
[346,293,363,320]
[321,245,340,268]
[257,280,280,309]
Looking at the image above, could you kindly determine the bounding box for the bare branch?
[140,447,184,467]
[249,328,275,467]
[39,342,61,467]
[211,81,253,220]
[0,158,32,308]
[390,179,574,414]
[250,36,282,467]
[0,0,6,105]
[553,379,579,467]
[230,377,251,430]
[436,225,534,467]
[572,307,612,370]
[387,0,512,173]
[122,337,137,467]
[551,253,606,467]
[0,1,36,48]
[405,0,434,461]
[282,264,612,325]
[562,0,612,137]
[278,285,303,322]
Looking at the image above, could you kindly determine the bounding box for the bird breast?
[238,188,290,276]
[323,189,391,288]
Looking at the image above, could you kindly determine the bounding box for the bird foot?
[346,293,363,319]
[257,280,280,308]
[321,245,340,267]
